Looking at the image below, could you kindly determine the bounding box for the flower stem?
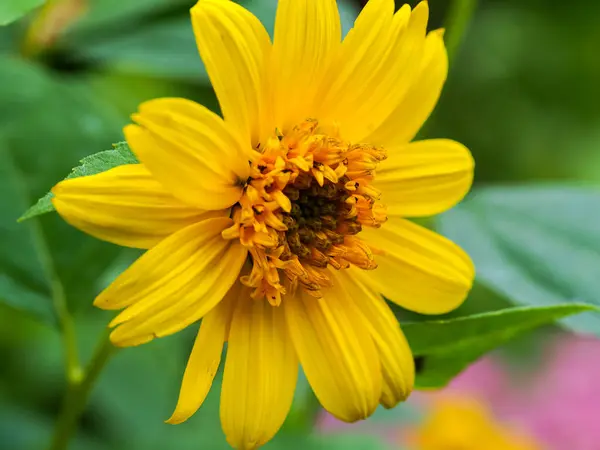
[12,146,83,383]
[48,333,116,450]
[444,0,479,63]
[51,278,84,384]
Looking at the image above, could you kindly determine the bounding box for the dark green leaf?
[0,147,54,324]
[391,280,512,324]
[69,0,192,32]
[87,72,219,117]
[437,185,600,335]
[19,142,136,221]
[71,0,359,81]
[77,18,208,82]
[0,404,105,450]
[0,275,54,324]
[0,0,44,26]
[1,56,129,316]
[404,303,595,388]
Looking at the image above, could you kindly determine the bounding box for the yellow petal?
[335,268,414,408]
[95,217,247,347]
[221,290,298,449]
[166,284,238,425]
[367,28,448,146]
[271,0,341,132]
[320,1,428,142]
[284,288,381,422]
[51,164,218,249]
[317,0,394,125]
[191,0,270,147]
[124,98,249,211]
[362,218,474,315]
[376,139,474,217]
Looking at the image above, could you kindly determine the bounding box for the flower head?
[51,0,475,448]
[408,396,541,450]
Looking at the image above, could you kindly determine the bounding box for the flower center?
[222,119,387,305]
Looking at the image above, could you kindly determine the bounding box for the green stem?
[48,333,116,450]
[8,150,82,381]
[50,277,83,384]
[33,219,83,384]
[444,0,479,63]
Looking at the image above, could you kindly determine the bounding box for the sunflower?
[51,0,475,448]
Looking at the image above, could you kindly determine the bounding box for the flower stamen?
[222,119,388,302]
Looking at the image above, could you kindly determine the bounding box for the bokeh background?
[2,0,600,449]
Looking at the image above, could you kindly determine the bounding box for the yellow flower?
[408,396,541,450]
[51,0,475,448]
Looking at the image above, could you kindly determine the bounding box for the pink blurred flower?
[318,332,600,449]
[517,335,600,450]
[419,333,600,450]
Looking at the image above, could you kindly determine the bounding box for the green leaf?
[0,58,67,324]
[19,142,136,222]
[404,303,595,388]
[391,280,512,325]
[76,18,209,82]
[69,0,191,32]
[437,185,600,335]
[87,72,219,118]
[71,0,359,81]
[0,147,54,324]
[0,403,105,450]
[1,55,130,316]
[0,0,45,26]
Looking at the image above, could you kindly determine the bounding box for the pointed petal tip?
[109,328,154,347]
[412,0,430,24]
[190,0,270,147]
[93,291,115,311]
[165,413,187,425]
[92,296,105,309]
[107,313,125,328]
[107,329,121,345]
[129,113,142,124]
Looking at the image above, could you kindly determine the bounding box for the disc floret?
[222,119,388,305]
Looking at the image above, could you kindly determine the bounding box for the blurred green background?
[1,0,600,449]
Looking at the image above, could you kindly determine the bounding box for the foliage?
[0,0,45,26]
[438,186,600,336]
[19,143,137,221]
[404,304,596,388]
